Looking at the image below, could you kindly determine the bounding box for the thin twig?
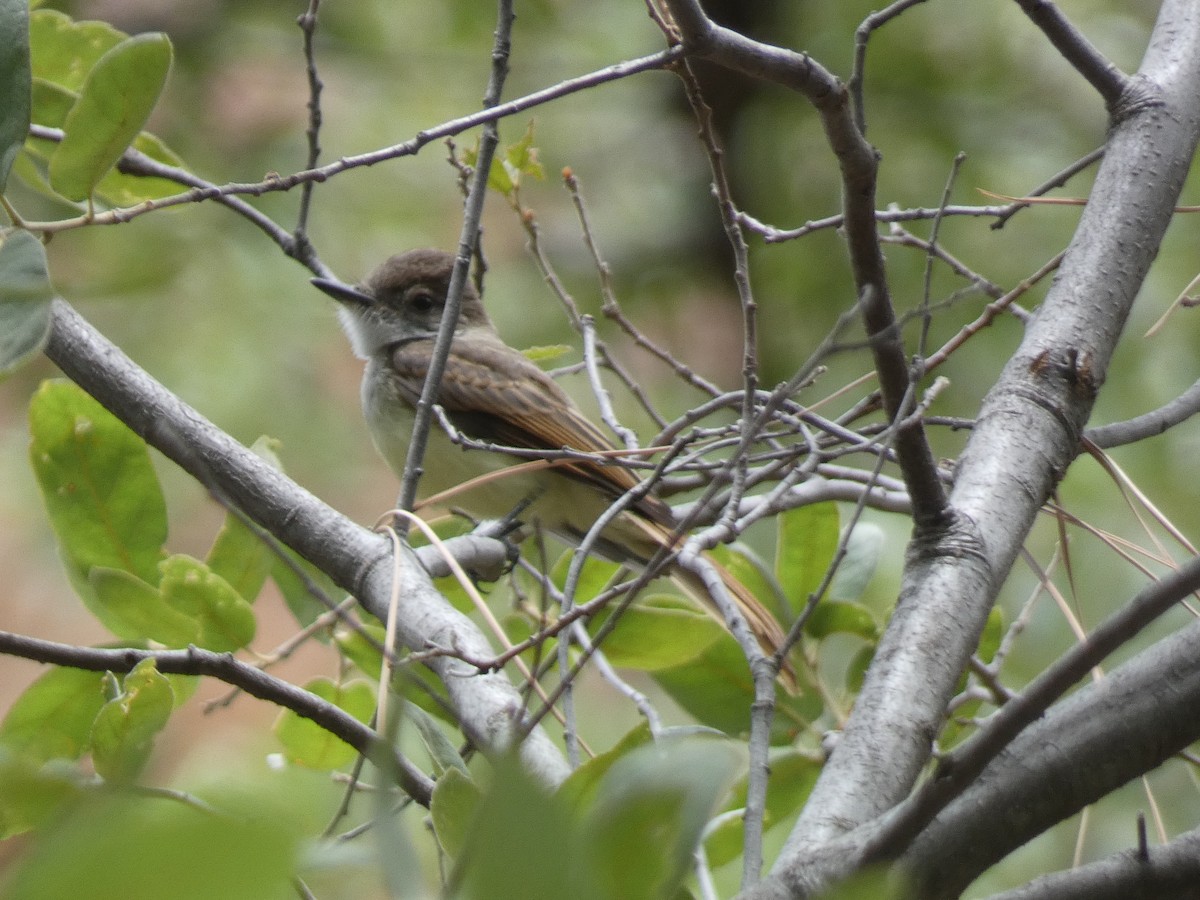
[294,0,324,242]
[395,0,514,515]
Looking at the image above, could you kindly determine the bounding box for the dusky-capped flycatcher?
[314,249,794,689]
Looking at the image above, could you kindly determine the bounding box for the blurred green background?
[2,0,1198,895]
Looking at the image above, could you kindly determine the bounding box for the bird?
[313,248,795,690]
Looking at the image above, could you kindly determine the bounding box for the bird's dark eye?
[407,287,437,313]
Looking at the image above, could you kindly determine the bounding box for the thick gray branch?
[981,825,1200,900]
[902,614,1200,898]
[757,0,1200,893]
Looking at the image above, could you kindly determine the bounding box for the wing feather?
[390,337,673,526]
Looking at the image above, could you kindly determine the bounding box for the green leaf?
[977,605,1004,664]
[272,548,339,630]
[90,659,172,782]
[205,514,271,606]
[846,643,875,694]
[0,667,106,764]
[503,121,545,181]
[334,620,386,678]
[558,723,652,813]
[28,380,167,594]
[159,555,256,652]
[49,32,172,202]
[829,522,885,600]
[2,781,304,900]
[89,567,196,645]
[92,131,185,205]
[0,750,86,839]
[0,0,31,191]
[487,155,515,195]
[589,597,723,670]
[653,636,822,743]
[804,600,878,641]
[403,700,467,776]
[550,551,621,604]
[23,79,185,206]
[430,767,480,859]
[709,543,788,620]
[464,122,545,201]
[0,231,54,375]
[29,9,123,93]
[457,755,583,900]
[775,502,839,612]
[274,678,375,770]
[577,736,739,900]
[705,749,822,867]
[522,343,573,364]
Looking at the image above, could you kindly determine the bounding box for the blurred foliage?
[1,0,1198,897]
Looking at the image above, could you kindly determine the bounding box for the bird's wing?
[390,336,674,526]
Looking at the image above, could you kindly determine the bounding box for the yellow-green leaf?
[159,555,256,652]
[589,598,723,670]
[29,9,123,93]
[28,380,167,599]
[89,567,196,645]
[775,502,839,612]
[0,667,105,764]
[274,678,375,770]
[90,659,173,782]
[49,32,172,202]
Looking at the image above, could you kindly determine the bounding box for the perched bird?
[314,249,793,688]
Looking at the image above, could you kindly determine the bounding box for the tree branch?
[754,0,1200,892]
[662,0,949,534]
[0,630,434,805]
[981,824,1200,900]
[901,612,1200,897]
[41,299,572,788]
[1013,0,1130,109]
[1085,379,1200,448]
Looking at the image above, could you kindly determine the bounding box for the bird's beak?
[311,277,375,309]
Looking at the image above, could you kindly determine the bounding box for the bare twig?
[294,0,324,245]
[395,0,514,515]
[0,630,435,804]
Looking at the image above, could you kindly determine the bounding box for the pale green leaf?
[403,700,467,776]
[159,555,256,652]
[0,750,86,839]
[829,522,885,600]
[775,502,840,612]
[89,567,195,645]
[705,749,821,867]
[274,678,375,770]
[578,737,739,900]
[28,9,123,93]
[0,667,105,764]
[28,380,167,593]
[90,659,173,783]
[430,768,479,859]
[49,32,172,202]
[558,723,652,813]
